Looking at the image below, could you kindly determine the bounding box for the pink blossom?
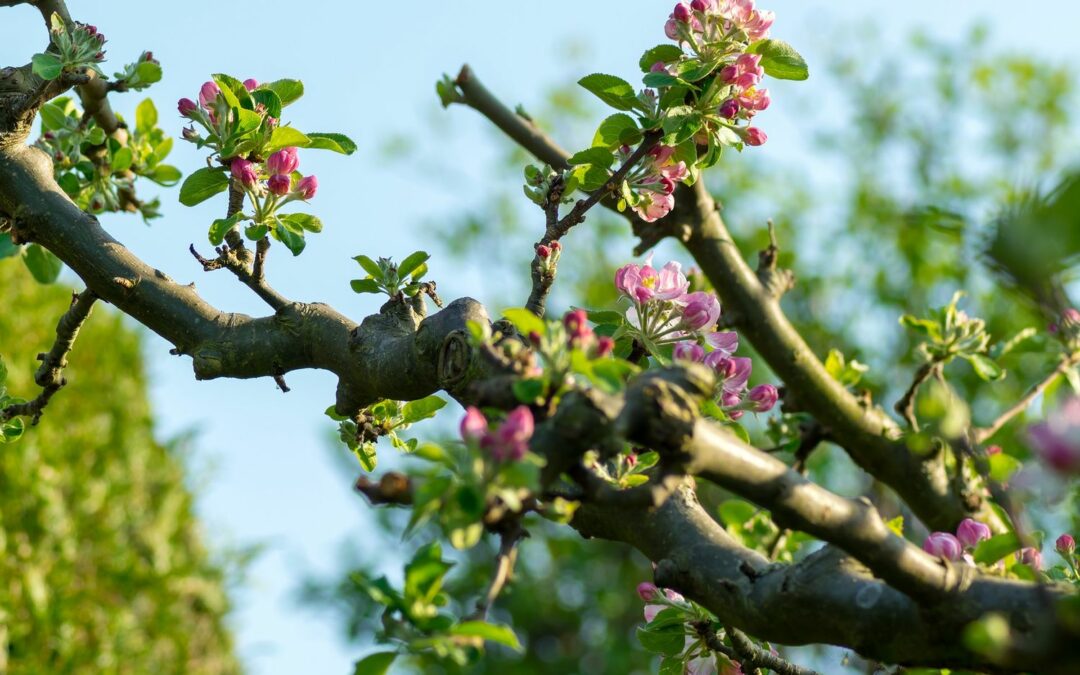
[955,518,991,550]
[595,336,615,357]
[705,331,739,353]
[297,175,318,200]
[706,353,752,393]
[488,406,534,461]
[745,127,768,146]
[636,582,659,602]
[198,81,221,108]
[1056,534,1075,555]
[674,341,706,362]
[681,291,721,331]
[1027,397,1080,474]
[229,158,258,188]
[460,407,489,443]
[664,18,680,40]
[267,174,291,196]
[177,98,197,117]
[923,532,963,561]
[744,9,775,40]
[747,384,778,412]
[243,78,259,91]
[737,87,771,113]
[1016,547,1043,570]
[267,147,300,176]
[643,589,685,622]
[564,309,593,343]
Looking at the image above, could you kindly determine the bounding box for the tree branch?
[973,354,1078,444]
[895,360,940,431]
[1,287,96,424]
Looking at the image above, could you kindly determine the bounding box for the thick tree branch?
[1,287,96,424]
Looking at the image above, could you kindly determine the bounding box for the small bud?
[267,174,291,196]
[243,78,259,92]
[719,98,740,119]
[296,175,318,200]
[636,582,658,602]
[625,451,638,467]
[672,2,692,23]
[596,336,615,357]
[923,532,963,561]
[747,384,779,413]
[955,518,991,549]
[690,0,709,10]
[537,244,552,259]
[745,127,768,146]
[460,406,489,443]
[1015,547,1043,570]
[1056,534,1075,555]
[551,240,562,251]
[673,341,705,362]
[230,158,258,188]
[527,331,542,347]
[83,24,98,37]
[43,131,55,141]
[986,444,1002,456]
[198,81,221,108]
[181,126,199,141]
[267,147,300,176]
[177,98,197,117]
[563,309,593,343]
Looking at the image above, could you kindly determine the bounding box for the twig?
[354,472,413,506]
[973,354,1078,444]
[1,288,97,425]
[544,130,662,244]
[189,242,290,311]
[468,525,526,621]
[726,625,823,675]
[894,361,939,431]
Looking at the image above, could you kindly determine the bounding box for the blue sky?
[4,1,1080,673]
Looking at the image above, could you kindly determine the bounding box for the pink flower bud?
[955,518,991,549]
[625,451,638,467]
[527,331,542,346]
[267,147,300,176]
[43,131,55,141]
[673,341,705,362]
[719,99,740,119]
[460,406,489,443]
[1056,534,1075,555]
[690,0,708,10]
[491,406,534,461]
[141,51,157,64]
[297,175,318,200]
[83,24,98,37]
[745,127,767,146]
[747,384,779,413]
[537,244,552,259]
[267,174,291,196]
[243,78,259,92]
[636,582,659,602]
[664,18,680,40]
[986,445,1002,456]
[681,291,721,331]
[551,241,562,251]
[596,336,615,357]
[923,532,963,561]
[230,158,258,188]
[673,2,692,23]
[563,309,593,343]
[1015,547,1042,570]
[198,81,221,109]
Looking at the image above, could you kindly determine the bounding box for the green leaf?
[212,73,249,110]
[973,532,1022,565]
[352,652,396,675]
[398,251,430,279]
[593,113,642,149]
[178,167,230,207]
[351,279,381,294]
[353,254,383,278]
[578,73,638,111]
[135,98,158,134]
[639,44,685,72]
[266,126,311,153]
[353,442,377,472]
[31,53,63,81]
[271,216,306,256]
[234,108,263,136]
[963,353,1005,381]
[250,89,282,120]
[266,79,304,106]
[567,148,615,169]
[988,453,1022,482]
[643,72,681,88]
[512,378,545,404]
[718,499,757,527]
[278,213,322,233]
[401,395,447,424]
[22,244,62,283]
[449,622,523,651]
[448,522,483,550]
[636,624,685,656]
[134,60,162,86]
[306,132,358,155]
[747,39,809,81]
[110,147,133,172]
[502,308,545,337]
[39,102,70,132]
[1,414,25,444]
[208,213,242,246]
[145,164,182,187]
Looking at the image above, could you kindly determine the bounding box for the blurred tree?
[0,259,239,674]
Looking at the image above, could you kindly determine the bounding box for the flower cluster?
[619,145,689,222]
[636,582,742,674]
[56,20,107,68]
[923,517,991,563]
[557,309,615,358]
[1027,396,1080,475]
[178,78,266,148]
[460,406,535,462]
[615,256,777,416]
[661,0,775,146]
